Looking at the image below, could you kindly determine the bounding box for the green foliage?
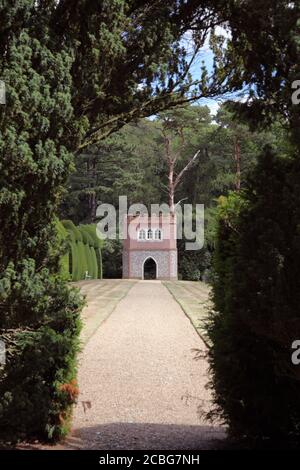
[77,241,88,280]
[60,221,102,281]
[61,103,284,280]
[79,224,103,279]
[1,0,298,444]
[207,148,300,442]
[56,221,70,280]
[61,101,267,218]
[178,239,211,282]
[69,241,79,282]
[212,1,300,148]
[79,229,95,279]
[61,123,156,222]
[46,0,222,147]
[96,247,103,280]
[0,2,85,441]
[89,247,98,280]
[0,261,84,442]
[102,240,123,279]
[61,220,80,281]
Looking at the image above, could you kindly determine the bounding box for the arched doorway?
[143,257,157,280]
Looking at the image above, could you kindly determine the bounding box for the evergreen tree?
[61,134,145,223]
[0,2,84,441]
[0,1,224,440]
[208,149,300,443]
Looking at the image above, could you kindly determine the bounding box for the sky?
[189,44,220,116]
[184,26,244,117]
[148,27,244,120]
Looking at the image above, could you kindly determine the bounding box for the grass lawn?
[163,280,211,346]
[74,279,136,344]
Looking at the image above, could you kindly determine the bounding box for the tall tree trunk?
[169,160,175,214]
[163,129,200,214]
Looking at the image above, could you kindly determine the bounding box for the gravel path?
[63,280,226,450]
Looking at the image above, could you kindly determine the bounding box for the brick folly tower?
[122,213,178,280]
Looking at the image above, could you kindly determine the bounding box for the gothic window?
[154,229,162,240]
[138,229,146,240]
[138,228,162,241]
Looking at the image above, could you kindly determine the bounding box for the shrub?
[60,221,102,280]
[102,239,122,278]
[70,239,80,281]
[79,228,97,279]
[0,260,83,442]
[61,220,81,281]
[56,221,70,280]
[177,238,212,281]
[80,224,103,279]
[89,246,98,279]
[76,241,88,280]
[207,148,300,442]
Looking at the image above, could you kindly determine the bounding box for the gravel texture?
[62,280,226,450]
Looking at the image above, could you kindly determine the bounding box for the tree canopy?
[0,0,299,443]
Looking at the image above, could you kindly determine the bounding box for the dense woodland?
[60,104,289,280]
[0,0,300,447]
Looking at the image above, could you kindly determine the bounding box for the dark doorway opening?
[143,258,157,280]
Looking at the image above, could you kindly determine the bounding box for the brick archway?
[143,257,157,280]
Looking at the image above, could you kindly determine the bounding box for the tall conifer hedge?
[208,148,300,442]
[61,221,102,281]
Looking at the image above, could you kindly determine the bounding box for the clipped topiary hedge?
[61,220,80,281]
[81,224,100,279]
[60,221,103,281]
[79,224,103,279]
[90,246,98,279]
[56,221,71,280]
